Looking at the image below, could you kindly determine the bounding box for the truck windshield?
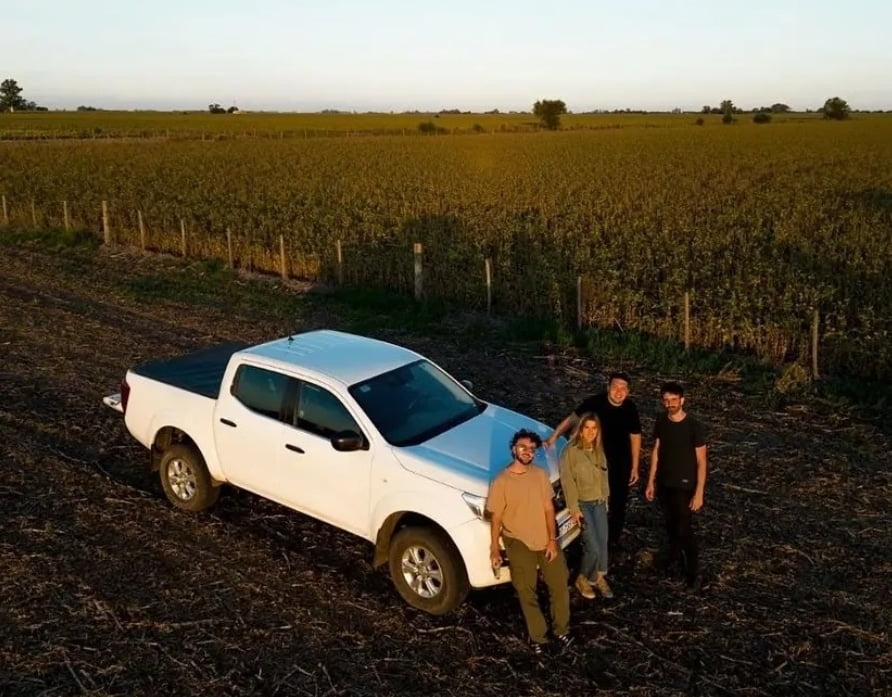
[349,360,485,446]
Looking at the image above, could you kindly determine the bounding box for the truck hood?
[394,403,561,496]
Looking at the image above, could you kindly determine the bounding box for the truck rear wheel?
[388,526,469,615]
[159,444,220,512]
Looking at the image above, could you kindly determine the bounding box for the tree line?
[0,77,861,125]
[700,97,851,121]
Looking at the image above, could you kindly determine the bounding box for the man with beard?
[487,429,573,655]
[645,381,707,590]
[545,373,642,556]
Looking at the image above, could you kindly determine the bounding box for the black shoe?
[685,575,702,594]
[555,632,575,651]
[529,640,547,657]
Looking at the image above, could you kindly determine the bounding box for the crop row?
[3,118,891,379]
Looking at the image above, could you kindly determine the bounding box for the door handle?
[285,444,305,454]
[220,418,237,428]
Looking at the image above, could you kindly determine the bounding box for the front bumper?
[450,509,581,588]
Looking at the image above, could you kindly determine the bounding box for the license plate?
[557,514,577,539]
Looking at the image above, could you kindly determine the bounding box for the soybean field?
[2,113,891,379]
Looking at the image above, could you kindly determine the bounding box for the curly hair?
[510,428,543,450]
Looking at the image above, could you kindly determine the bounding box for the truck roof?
[242,330,421,386]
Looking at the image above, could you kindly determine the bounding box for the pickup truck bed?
[132,342,249,399]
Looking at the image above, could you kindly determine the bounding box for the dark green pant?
[504,537,570,644]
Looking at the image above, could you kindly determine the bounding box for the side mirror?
[460,379,474,391]
[331,430,366,452]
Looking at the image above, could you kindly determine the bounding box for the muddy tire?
[159,444,220,512]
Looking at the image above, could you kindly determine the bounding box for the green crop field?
[2,113,890,379]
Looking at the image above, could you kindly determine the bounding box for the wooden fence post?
[413,242,423,300]
[31,199,37,228]
[102,200,111,244]
[1,195,7,226]
[180,219,187,257]
[279,234,288,281]
[138,210,146,251]
[684,291,691,351]
[63,200,70,231]
[227,228,234,269]
[485,257,492,315]
[811,309,820,379]
[336,239,343,285]
[576,276,583,330]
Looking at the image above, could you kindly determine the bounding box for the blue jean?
[579,500,609,578]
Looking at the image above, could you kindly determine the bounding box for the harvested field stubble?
[0,243,890,696]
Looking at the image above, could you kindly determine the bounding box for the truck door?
[212,363,297,502]
[280,379,374,538]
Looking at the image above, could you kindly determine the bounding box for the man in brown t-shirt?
[487,429,572,655]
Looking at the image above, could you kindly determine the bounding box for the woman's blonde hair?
[569,412,607,465]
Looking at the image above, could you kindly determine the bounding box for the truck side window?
[297,382,361,440]
[232,365,292,421]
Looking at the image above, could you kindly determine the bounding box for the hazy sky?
[2,0,889,112]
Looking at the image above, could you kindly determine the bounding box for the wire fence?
[2,193,884,382]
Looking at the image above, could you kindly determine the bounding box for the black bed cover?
[131,342,250,399]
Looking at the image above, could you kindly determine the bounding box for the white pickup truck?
[104,330,578,614]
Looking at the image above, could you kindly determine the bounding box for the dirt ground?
[1,243,890,697]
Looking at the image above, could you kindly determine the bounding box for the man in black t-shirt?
[645,381,707,589]
[545,372,642,553]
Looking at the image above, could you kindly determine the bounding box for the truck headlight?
[461,492,487,520]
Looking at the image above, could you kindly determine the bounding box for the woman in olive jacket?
[559,412,613,599]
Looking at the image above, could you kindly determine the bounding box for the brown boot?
[593,574,614,599]
[575,575,595,599]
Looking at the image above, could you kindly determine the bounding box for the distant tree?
[753,112,772,124]
[720,98,738,124]
[208,103,226,114]
[226,105,239,114]
[701,105,711,114]
[533,99,567,130]
[1,78,29,112]
[77,105,99,112]
[771,103,791,113]
[821,96,851,120]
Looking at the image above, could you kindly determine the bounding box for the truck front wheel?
[159,444,220,512]
[388,526,469,615]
